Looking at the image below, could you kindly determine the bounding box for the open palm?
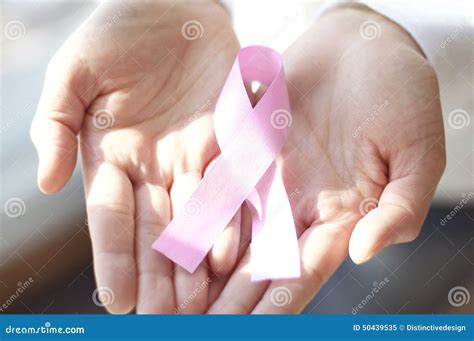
[208,6,445,313]
[31,1,240,313]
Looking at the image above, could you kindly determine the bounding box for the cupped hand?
[208,5,445,313]
[31,0,241,314]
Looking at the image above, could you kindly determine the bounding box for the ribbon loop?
[153,46,300,281]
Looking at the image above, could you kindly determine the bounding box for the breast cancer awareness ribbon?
[152,46,300,281]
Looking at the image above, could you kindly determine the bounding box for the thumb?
[30,53,94,193]
[349,144,445,264]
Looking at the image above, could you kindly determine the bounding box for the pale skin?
[31,2,445,314]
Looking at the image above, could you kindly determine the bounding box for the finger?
[84,161,137,314]
[207,202,274,313]
[237,202,253,260]
[30,58,93,193]
[252,221,353,314]
[170,171,209,314]
[207,248,269,314]
[208,208,240,276]
[207,274,229,307]
[349,146,445,264]
[204,157,241,276]
[134,182,175,314]
[207,202,253,307]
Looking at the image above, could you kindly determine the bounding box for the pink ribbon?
[152,46,300,281]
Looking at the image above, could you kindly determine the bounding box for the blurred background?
[1,0,473,314]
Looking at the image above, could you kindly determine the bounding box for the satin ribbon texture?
[152,46,300,281]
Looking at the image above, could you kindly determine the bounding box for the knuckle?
[87,203,133,221]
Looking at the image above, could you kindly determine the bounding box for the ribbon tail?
[249,162,300,281]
